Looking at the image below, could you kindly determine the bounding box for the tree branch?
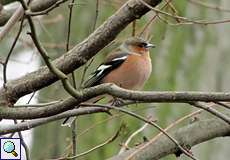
[108,117,230,160]
[0,0,162,105]
[0,0,67,26]
[0,107,107,135]
[80,103,197,160]
[0,4,24,42]
[189,102,230,124]
[25,0,68,16]
[1,84,230,119]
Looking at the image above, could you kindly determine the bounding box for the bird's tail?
[61,116,76,127]
[61,95,107,127]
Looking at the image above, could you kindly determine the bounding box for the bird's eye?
[138,43,147,48]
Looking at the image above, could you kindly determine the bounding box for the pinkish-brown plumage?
[102,51,152,90]
[62,37,155,127]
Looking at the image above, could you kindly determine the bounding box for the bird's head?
[120,37,155,55]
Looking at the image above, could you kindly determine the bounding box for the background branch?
[0,107,107,135]
[108,117,230,160]
[0,0,68,26]
[0,4,24,41]
[0,0,162,105]
[1,0,230,159]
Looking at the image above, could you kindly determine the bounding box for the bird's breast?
[102,54,152,90]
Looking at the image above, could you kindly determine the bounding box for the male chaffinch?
[62,37,155,126]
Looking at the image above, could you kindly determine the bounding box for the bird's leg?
[110,97,125,107]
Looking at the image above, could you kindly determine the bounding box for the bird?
[62,37,155,127]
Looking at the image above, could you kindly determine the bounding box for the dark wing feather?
[83,51,128,88]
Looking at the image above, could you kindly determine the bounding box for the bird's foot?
[111,98,125,107]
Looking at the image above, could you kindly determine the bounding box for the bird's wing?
[83,51,128,88]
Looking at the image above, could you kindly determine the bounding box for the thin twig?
[79,0,100,87]
[13,84,35,160]
[0,0,163,104]
[0,107,108,135]
[14,120,30,160]
[3,18,25,87]
[79,58,94,88]
[139,0,230,25]
[7,132,16,138]
[119,121,149,154]
[14,101,61,108]
[55,125,122,160]
[66,0,74,52]
[27,92,36,104]
[139,0,173,36]
[153,110,202,141]
[66,0,77,157]
[92,0,99,31]
[188,0,230,13]
[130,109,202,159]
[80,103,198,160]
[110,116,230,160]
[189,102,230,124]
[139,15,157,37]
[77,105,157,139]
[214,102,230,110]
[19,0,83,101]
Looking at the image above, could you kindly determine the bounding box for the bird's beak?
[146,43,156,48]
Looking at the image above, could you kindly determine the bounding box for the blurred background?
[0,0,230,159]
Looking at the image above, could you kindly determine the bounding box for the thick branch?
[0,0,65,26]
[0,97,80,119]
[0,107,107,135]
[108,118,230,160]
[0,3,15,26]
[0,0,162,104]
[1,84,230,119]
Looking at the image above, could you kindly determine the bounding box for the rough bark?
[0,107,107,135]
[108,118,230,160]
[0,0,65,26]
[0,0,162,105]
[1,84,230,119]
